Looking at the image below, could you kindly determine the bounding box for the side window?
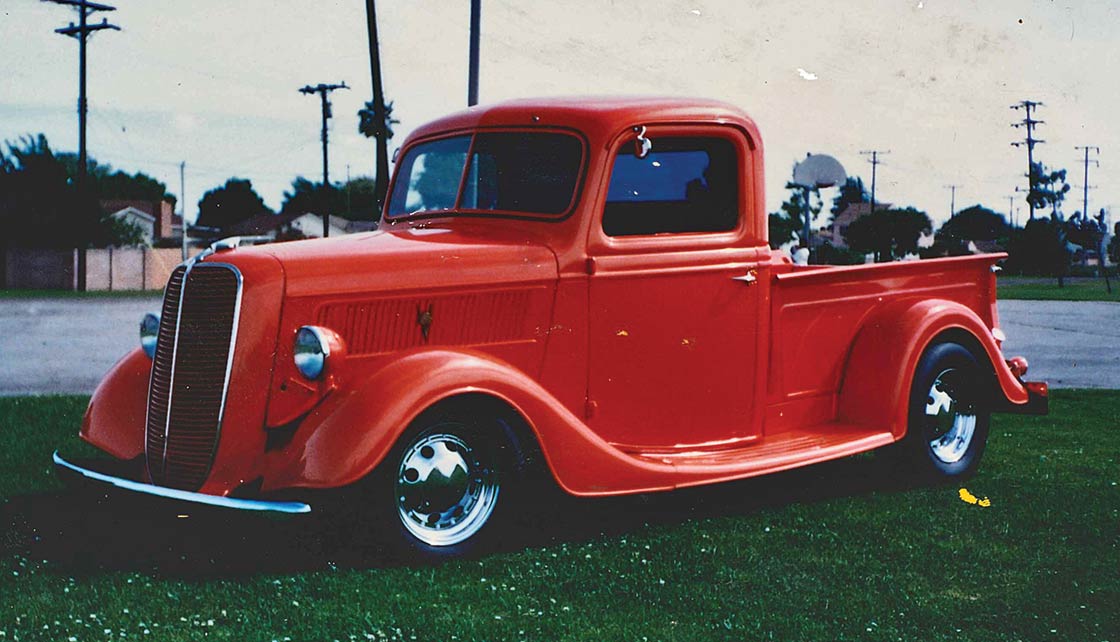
[602,137,739,237]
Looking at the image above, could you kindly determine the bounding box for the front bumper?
[996,381,1049,415]
[53,451,311,514]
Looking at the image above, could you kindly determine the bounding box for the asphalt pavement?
[0,295,1115,395]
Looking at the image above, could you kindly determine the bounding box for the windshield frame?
[383,126,589,223]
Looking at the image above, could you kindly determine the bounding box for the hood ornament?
[417,304,434,340]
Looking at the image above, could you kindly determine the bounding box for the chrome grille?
[145,263,241,490]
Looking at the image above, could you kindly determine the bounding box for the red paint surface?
[79,97,1044,499]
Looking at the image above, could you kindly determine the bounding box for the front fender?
[259,348,674,496]
[80,347,150,460]
[837,298,1029,439]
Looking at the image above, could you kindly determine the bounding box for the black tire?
[367,398,534,560]
[899,341,991,480]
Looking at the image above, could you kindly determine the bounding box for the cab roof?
[406,96,762,148]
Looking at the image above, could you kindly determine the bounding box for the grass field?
[997,276,1120,302]
[1,392,1117,641]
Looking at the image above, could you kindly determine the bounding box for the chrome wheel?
[924,368,977,465]
[395,430,500,547]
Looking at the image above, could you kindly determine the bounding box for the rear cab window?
[602,137,739,237]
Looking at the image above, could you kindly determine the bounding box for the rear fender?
[838,298,1029,439]
[260,348,672,495]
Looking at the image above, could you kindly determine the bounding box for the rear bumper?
[53,451,311,515]
[996,381,1049,416]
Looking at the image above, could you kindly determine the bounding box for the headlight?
[294,326,330,380]
[140,312,160,359]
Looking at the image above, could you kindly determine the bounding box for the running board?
[632,424,896,478]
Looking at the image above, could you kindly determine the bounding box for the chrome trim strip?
[160,260,193,471]
[54,452,311,514]
[143,264,188,482]
[202,262,245,469]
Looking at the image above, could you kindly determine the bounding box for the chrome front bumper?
[53,451,311,514]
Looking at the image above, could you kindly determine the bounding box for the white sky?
[2,0,1118,228]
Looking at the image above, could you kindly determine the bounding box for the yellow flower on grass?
[959,487,991,508]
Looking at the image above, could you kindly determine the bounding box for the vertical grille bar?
[144,263,241,491]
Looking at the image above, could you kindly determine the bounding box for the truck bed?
[765,253,1001,433]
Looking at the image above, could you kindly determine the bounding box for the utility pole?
[859,150,889,216]
[45,0,120,190]
[944,184,960,219]
[364,0,390,213]
[179,161,187,261]
[1011,100,1044,220]
[468,0,481,106]
[299,82,349,237]
[1074,145,1100,221]
[1007,194,1016,229]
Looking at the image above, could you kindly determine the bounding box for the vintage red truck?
[55,97,1047,556]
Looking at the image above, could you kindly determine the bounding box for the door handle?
[732,269,758,285]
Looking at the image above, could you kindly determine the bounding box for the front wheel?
[902,342,991,480]
[370,400,534,559]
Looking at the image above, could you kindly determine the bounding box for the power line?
[859,150,889,215]
[44,0,120,189]
[1074,145,1100,222]
[1011,99,1044,220]
[299,81,350,237]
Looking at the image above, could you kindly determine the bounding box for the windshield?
[387,131,584,219]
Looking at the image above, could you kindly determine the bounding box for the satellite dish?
[792,153,847,189]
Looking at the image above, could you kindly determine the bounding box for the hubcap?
[924,368,977,464]
[396,430,499,547]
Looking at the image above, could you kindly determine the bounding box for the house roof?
[108,205,156,224]
[223,211,303,236]
[832,201,892,226]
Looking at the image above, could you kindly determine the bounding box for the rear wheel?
[902,342,991,480]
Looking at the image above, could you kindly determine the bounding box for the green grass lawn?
[998,276,1120,302]
[1,392,1117,641]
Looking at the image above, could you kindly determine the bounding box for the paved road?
[998,300,1120,389]
[0,296,1116,395]
[0,294,161,396]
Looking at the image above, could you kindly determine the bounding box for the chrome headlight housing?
[140,312,160,359]
[294,326,331,380]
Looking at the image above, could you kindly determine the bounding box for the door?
[587,127,764,451]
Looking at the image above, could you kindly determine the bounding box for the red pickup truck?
[56,97,1047,557]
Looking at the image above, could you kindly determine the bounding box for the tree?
[1027,162,1070,219]
[196,178,273,231]
[934,205,1009,255]
[51,152,176,208]
[831,176,869,218]
[358,97,399,211]
[0,134,143,248]
[1007,217,1070,283]
[342,176,380,220]
[280,176,343,219]
[767,212,799,249]
[844,207,932,262]
[1109,222,1120,266]
[281,175,380,221]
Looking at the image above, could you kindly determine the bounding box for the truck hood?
[244,225,559,296]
